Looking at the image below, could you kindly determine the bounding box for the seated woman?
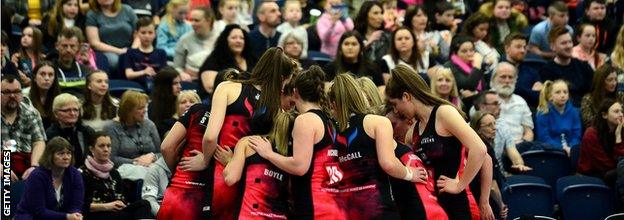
[460,12,500,73]
[25,61,62,129]
[443,35,486,112]
[278,31,316,70]
[324,31,384,86]
[46,93,96,168]
[15,137,84,220]
[430,67,462,109]
[80,132,153,220]
[148,67,182,139]
[103,91,160,179]
[378,27,431,84]
[81,71,118,132]
[535,80,582,155]
[578,99,624,183]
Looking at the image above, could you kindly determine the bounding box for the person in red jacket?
[578,99,624,184]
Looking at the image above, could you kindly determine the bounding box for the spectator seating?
[181,81,200,92]
[503,175,555,219]
[109,79,146,98]
[522,150,571,188]
[605,213,624,220]
[307,51,333,67]
[557,175,614,220]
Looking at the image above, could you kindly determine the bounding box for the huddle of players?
[157,48,486,220]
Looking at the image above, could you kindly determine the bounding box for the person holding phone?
[317,0,354,58]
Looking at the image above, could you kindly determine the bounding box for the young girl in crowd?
[324,31,384,86]
[13,26,45,86]
[430,67,462,109]
[317,0,354,58]
[480,0,528,52]
[157,0,192,60]
[149,67,182,138]
[213,0,247,37]
[82,71,117,132]
[248,66,343,219]
[276,0,308,51]
[536,80,582,155]
[572,23,607,70]
[26,61,61,129]
[461,12,500,73]
[123,17,168,90]
[200,48,295,219]
[386,64,487,219]
[379,27,430,84]
[42,0,85,51]
[222,111,296,219]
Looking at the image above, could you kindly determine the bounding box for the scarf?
[85,155,114,179]
[451,54,483,91]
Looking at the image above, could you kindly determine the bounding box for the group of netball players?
[156,47,491,220]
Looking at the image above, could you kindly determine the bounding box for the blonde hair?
[175,90,201,118]
[164,0,189,38]
[357,77,383,108]
[52,93,81,114]
[89,0,122,13]
[268,111,298,156]
[329,73,371,131]
[430,67,461,107]
[118,91,149,125]
[611,26,624,70]
[537,79,568,114]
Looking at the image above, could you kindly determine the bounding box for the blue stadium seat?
[557,175,614,220]
[308,51,333,67]
[522,150,571,188]
[109,79,146,98]
[503,175,555,219]
[181,81,200,92]
[605,213,624,220]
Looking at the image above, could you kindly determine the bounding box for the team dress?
[290,109,344,220]
[392,143,448,220]
[236,145,290,219]
[334,114,400,219]
[158,104,212,219]
[411,105,480,220]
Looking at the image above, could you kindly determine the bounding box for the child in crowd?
[536,80,582,155]
[572,23,607,70]
[213,0,247,37]
[123,17,167,90]
[317,0,354,57]
[12,26,45,87]
[276,0,308,50]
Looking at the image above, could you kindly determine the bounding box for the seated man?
[52,27,94,93]
[1,74,46,181]
[503,33,542,109]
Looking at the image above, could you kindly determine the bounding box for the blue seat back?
[557,175,614,220]
[503,175,555,219]
[109,79,146,98]
[522,150,571,188]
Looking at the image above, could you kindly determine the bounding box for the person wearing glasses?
[46,93,96,168]
[1,74,47,181]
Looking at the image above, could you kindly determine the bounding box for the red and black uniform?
[291,109,344,220]
[411,105,480,220]
[213,83,272,220]
[236,145,290,219]
[391,143,448,220]
[334,114,400,219]
[158,104,212,219]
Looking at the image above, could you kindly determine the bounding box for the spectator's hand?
[436,175,464,194]
[11,53,20,64]
[411,167,428,184]
[472,53,484,69]
[22,167,35,180]
[66,212,83,220]
[179,72,192,82]
[511,164,532,172]
[28,19,42,26]
[214,145,233,165]
[479,201,495,220]
[330,10,342,22]
[18,71,31,87]
[616,119,623,144]
[144,66,156,77]
[532,82,543,91]
[135,153,155,167]
[368,30,384,45]
[117,47,128,55]
[108,200,126,211]
[10,170,18,182]
[248,136,273,159]
[460,89,477,98]
[180,150,207,171]
[500,204,508,219]
[563,145,571,156]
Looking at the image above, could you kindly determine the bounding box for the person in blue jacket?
[14,137,84,220]
[535,80,582,155]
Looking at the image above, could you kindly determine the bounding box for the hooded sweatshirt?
[142,157,172,216]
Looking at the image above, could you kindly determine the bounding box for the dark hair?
[354,1,384,35]
[335,31,371,74]
[136,16,155,30]
[584,0,607,9]
[434,1,455,16]
[403,5,428,31]
[88,131,110,147]
[1,74,20,84]
[461,12,491,42]
[503,32,528,47]
[548,25,570,44]
[473,90,498,111]
[590,65,619,109]
[18,26,45,62]
[450,35,474,55]
[388,27,423,70]
[57,26,84,43]
[292,65,329,112]
[39,137,74,169]
[386,64,466,119]
[83,70,117,120]
[243,47,296,122]
[150,67,179,125]
[594,98,621,154]
[29,61,61,121]
[204,24,254,72]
